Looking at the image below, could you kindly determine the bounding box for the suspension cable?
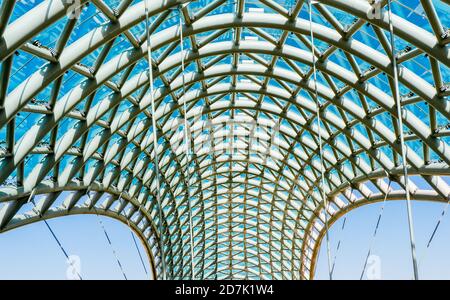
[116,192,149,276]
[127,218,149,276]
[92,204,128,280]
[87,189,148,278]
[144,0,167,280]
[330,217,346,276]
[178,5,196,280]
[85,189,128,280]
[28,189,83,280]
[330,187,352,277]
[386,0,419,280]
[418,194,450,267]
[360,179,391,280]
[307,0,333,280]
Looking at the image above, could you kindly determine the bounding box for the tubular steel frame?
[0,0,449,280]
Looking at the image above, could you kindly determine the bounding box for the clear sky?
[0,214,152,280]
[315,200,450,280]
[1,199,450,279]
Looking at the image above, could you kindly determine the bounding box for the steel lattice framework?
[0,0,449,280]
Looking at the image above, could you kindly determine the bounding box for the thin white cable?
[418,194,450,268]
[93,205,128,280]
[84,189,128,280]
[307,0,333,280]
[87,190,148,278]
[115,192,149,277]
[144,0,167,280]
[387,0,419,280]
[28,189,83,280]
[178,7,196,280]
[360,179,391,280]
[330,187,352,277]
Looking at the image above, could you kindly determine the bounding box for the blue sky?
[0,0,448,281]
[0,214,152,280]
[315,200,450,280]
[1,200,450,279]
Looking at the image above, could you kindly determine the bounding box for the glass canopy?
[0,0,448,280]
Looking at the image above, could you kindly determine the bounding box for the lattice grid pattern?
[0,0,449,279]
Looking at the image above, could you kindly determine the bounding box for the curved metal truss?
[0,0,449,280]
